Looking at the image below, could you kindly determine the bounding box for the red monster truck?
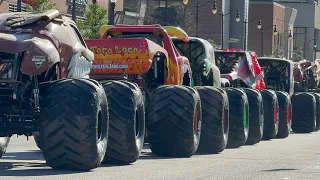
[85,25,202,162]
[0,10,109,170]
[215,48,281,147]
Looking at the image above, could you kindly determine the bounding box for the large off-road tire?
[291,92,316,133]
[313,93,320,131]
[0,137,10,158]
[260,89,279,140]
[275,91,291,138]
[147,85,202,157]
[195,86,229,154]
[102,80,145,164]
[243,88,264,145]
[39,79,109,171]
[34,135,41,149]
[225,88,249,148]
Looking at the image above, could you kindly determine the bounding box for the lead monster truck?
[258,57,319,134]
[171,36,230,154]
[214,49,281,147]
[85,25,202,161]
[0,10,109,171]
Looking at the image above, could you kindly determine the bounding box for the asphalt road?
[0,132,319,180]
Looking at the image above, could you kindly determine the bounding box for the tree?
[207,39,216,48]
[265,46,285,58]
[76,3,108,39]
[145,5,196,36]
[25,0,57,12]
[291,47,305,62]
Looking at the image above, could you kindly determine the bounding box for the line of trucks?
[0,10,319,171]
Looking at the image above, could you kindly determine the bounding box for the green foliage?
[207,39,216,48]
[26,0,57,12]
[291,47,305,62]
[76,3,108,39]
[265,46,285,58]
[145,5,196,36]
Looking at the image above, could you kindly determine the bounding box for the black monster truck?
[0,10,109,171]
[215,49,280,147]
[172,37,230,154]
[257,57,293,138]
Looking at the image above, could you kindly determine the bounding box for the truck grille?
[0,52,23,96]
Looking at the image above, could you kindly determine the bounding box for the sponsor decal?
[92,64,129,69]
[89,46,139,56]
[32,56,46,69]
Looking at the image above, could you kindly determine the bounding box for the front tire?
[147,85,202,157]
[195,86,229,154]
[39,79,109,171]
[102,80,145,164]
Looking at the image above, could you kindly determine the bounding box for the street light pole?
[243,17,261,51]
[314,41,317,60]
[72,0,76,21]
[17,0,22,12]
[260,24,277,56]
[108,0,116,25]
[195,1,216,37]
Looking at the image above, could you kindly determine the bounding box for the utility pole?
[72,0,77,21]
[17,0,22,12]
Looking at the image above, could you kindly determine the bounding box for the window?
[293,27,306,56]
[9,3,26,12]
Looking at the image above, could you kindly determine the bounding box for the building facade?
[275,0,320,60]
[248,0,287,56]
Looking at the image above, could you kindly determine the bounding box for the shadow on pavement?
[139,152,185,160]
[0,161,87,176]
[1,150,43,161]
[262,168,297,172]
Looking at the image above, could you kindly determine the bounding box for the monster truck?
[85,25,202,161]
[214,48,280,147]
[292,60,320,132]
[172,37,230,154]
[258,57,320,134]
[257,57,293,138]
[0,10,109,171]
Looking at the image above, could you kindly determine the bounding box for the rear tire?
[39,79,109,171]
[260,89,279,140]
[243,88,264,145]
[225,88,249,148]
[313,93,320,131]
[291,92,316,133]
[102,80,145,164]
[195,86,229,154]
[275,91,291,138]
[147,85,202,157]
[0,137,10,158]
